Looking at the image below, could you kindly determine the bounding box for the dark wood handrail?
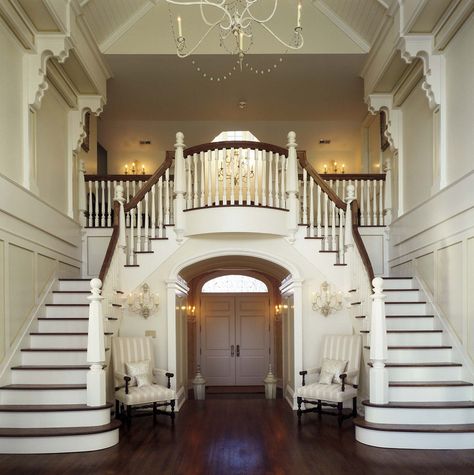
[351,200,375,282]
[297,152,346,210]
[321,173,386,181]
[85,174,153,181]
[99,201,120,283]
[98,152,174,284]
[125,152,173,212]
[183,141,288,157]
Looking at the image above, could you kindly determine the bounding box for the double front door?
[201,294,270,386]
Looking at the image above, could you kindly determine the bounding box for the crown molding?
[0,0,36,49]
[434,0,474,50]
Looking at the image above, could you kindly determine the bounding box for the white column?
[383,157,392,225]
[173,132,186,241]
[369,277,389,404]
[87,278,106,406]
[286,131,299,241]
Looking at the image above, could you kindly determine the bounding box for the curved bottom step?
[0,420,121,454]
[355,417,474,449]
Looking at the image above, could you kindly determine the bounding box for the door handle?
[231,345,235,357]
[236,344,240,357]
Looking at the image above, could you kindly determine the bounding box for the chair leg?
[127,405,132,428]
[337,402,343,427]
[297,397,303,421]
[170,400,176,423]
[153,402,157,424]
[352,397,357,418]
[317,400,322,416]
[115,400,120,420]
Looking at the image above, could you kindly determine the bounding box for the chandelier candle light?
[312,281,343,316]
[127,283,159,319]
[167,0,304,71]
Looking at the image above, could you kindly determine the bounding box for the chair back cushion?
[321,335,361,384]
[112,336,155,384]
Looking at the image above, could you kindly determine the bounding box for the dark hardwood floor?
[2,398,474,475]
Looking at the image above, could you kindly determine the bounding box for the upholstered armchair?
[296,334,362,427]
[112,336,176,426]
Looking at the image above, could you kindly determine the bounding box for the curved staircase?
[0,279,120,454]
[354,277,474,449]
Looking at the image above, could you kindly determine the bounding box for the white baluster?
[125,181,130,227]
[93,181,99,227]
[222,149,227,205]
[185,156,192,209]
[214,149,219,205]
[302,169,308,225]
[129,208,135,264]
[309,176,315,237]
[335,179,340,200]
[331,202,336,250]
[164,168,170,225]
[378,179,384,226]
[254,149,259,206]
[262,150,267,207]
[78,161,87,228]
[151,184,156,239]
[137,200,142,252]
[316,185,322,238]
[87,278,106,406]
[323,193,329,250]
[230,147,235,205]
[360,180,365,225]
[200,151,205,207]
[338,208,344,264]
[207,151,212,207]
[367,179,372,226]
[268,152,274,207]
[144,191,149,250]
[274,153,280,208]
[99,181,105,227]
[193,153,198,208]
[280,155,286,208]
[238,148,243,205]
[246,148,252,205]
[88,181,93,227]
[106,181,111,227]
[369,277,388,404]
[383,157,392,225]
[158,177,163,238]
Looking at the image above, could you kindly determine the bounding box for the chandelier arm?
[176,22,221,58]
[166,0,229,27]
[259,23,304,50]
[240,0,279,25]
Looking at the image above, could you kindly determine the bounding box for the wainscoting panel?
[0,240,4,362]
[37,253,56,297]
[416,252,434,294]
[468,237,474,360]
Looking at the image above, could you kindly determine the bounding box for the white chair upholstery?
[296,334,362,426]
[112,336,176,425]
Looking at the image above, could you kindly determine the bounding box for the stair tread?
[1,384,86,390]
[368,362,462,368]
[386,315,434,318]
[389,380,473,387]
[21,348,109,352]
[52,291,89,294]
[364,345,452,349]
[11,365,90,370]
[354,417,474,433]
[45,304,88,307]
[386,301,427,304]
[361,330,442,333]
[0,403,112,412]
[362,400,474,409]
[58,279,90,281]
[384,289,419,292]
[29,332,113,336]
[382,277,413,280]
[0,420,121,437]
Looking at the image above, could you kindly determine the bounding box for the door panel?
[235,295,269,385]
[201,295,235,385]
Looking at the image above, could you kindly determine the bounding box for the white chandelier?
[166,0,304,70]
[127,283,159,319]
[312,281,343,317]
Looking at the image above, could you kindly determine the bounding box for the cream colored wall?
[444,13,474,185]
[98,119,363,175]
[401,81,433,212]
[35,82,69,214]
[367,115,381,173]
[0,24,24,184]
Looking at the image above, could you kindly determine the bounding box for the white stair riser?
[52,293,89,305]
[386,317,434,331]
[12,370,88,385]
[0,389,86,405]
[22,351,87,365]
[387,332,443,346]
[389,385,473,402]
[38,320,88,333]
[0,408,110,428]
[364,406,474,425]
[385,303,428,315]
[382,279,414,290]
[0,429,119,454]
[356,426,474,449]
[384,291,421,302]
[45,306,89,318]
[387,348,452,363]
[386,366,462,381]
[58,281,91,292]
[30,335,89,348]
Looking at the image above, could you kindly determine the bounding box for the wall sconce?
[322,162,345,174]
[127,283,159,319]
[312,281,343,316]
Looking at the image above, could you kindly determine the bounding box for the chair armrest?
[153,368,175,389]
[299,367,321,386]
[124,376,131,394]
[339,373,347,392]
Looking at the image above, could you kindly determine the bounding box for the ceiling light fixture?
[166,1,304,71]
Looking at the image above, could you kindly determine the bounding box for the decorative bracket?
[397,34,444,110]
[27,34,72,110]
[367,93,402,154]
[69,95,105,152]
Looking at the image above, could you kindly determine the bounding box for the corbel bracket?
[70,95,105,152]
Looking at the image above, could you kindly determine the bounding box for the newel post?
[286,131,299,242]
[78,159,87,227]
[115,185,126,249]
[369,277,389,404]
[86,278,106,406]
[174,132,186,242]
[383,157,392,225]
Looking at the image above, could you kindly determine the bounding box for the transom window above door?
[212,131,260,142]
[202,275,268,293]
